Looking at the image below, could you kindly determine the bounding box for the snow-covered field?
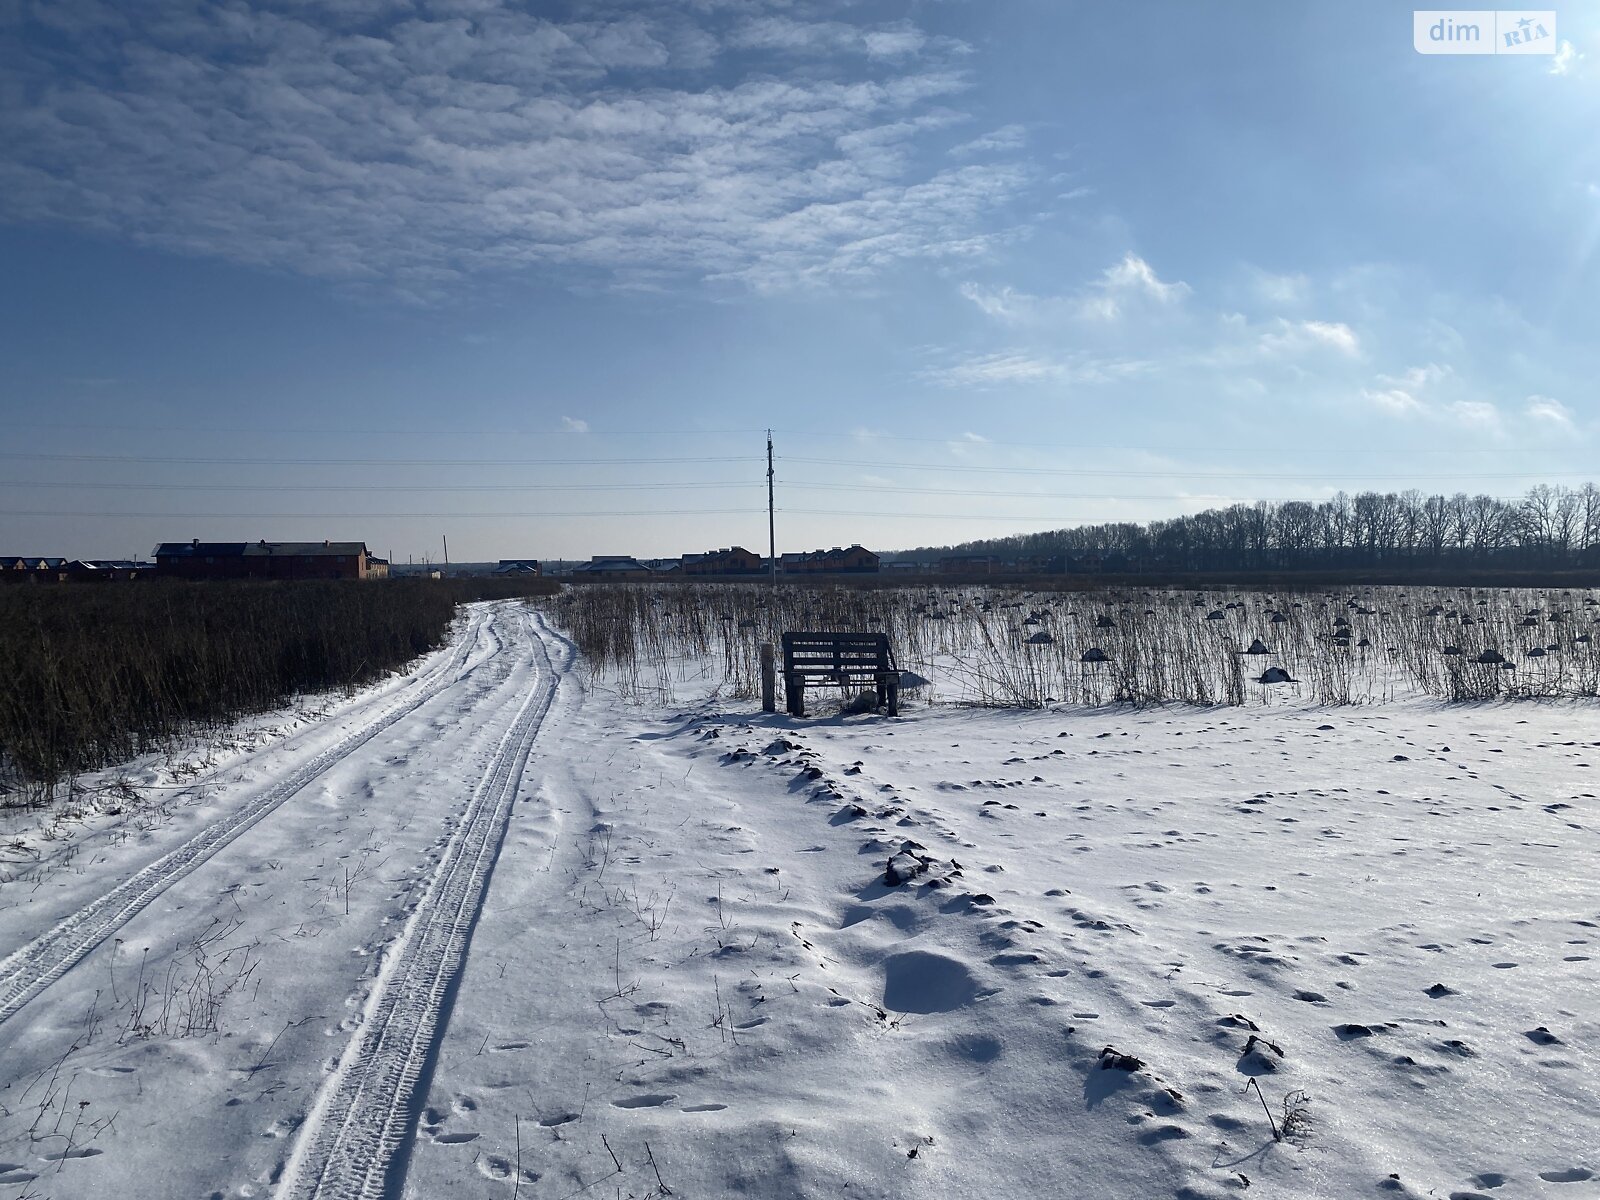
[1,599,1596,1199]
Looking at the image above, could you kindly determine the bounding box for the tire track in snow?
[280,611,570,1200]
[0,606,500,1026]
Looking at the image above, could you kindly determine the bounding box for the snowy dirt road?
[0,602,567,1199]
[2,604,1597,1200]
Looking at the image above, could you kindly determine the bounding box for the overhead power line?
[0,452,759,468]
[0,506,1132,522]
[1,480,758,493]
[7,420,1582,456]
[0,508,768,519]
[773,429,1582,455]
[0,479,1534,502]
[3,450,1590,482]
[7,421,765,438]
[785,457,1598,482]
[782,508,1093,520]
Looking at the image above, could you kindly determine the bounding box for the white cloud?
[1363,386,1424,415]
[1257,318,1361,358]
[917,350,1149,389]
[727,16,940,61]
[1250,269,1310,307]
[949,124,1026,157]
[957,282,1036,322]
[1525,395,1575,428]
[1360,363,1503,433]
[1550,39,1579,75]
[925,352,1059,386]
[1195,315,1364,369]
[1384,363,1450,390]
[959,253,1189,326]
[1299,320,1360,355]
[1360,364,1441,416]
[560,416,590,433]
[0,3,1028,299]
[945,430,991,456]
[1449,399,1501,430]
[1088,253,1190,317]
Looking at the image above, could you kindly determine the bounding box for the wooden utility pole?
[763,430,778,714]
[442,534,449,566]
[766,430,777,592]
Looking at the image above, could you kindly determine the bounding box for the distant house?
[780,545,880,575]
[1,556,69,583]
[1012,555,1066,575]
[569,555,655,581]
[825,544,879,573]
[1061,552,1133,574]
[2,557,153,583]
[153,540,374,581]
[494,559,542,577]
[367,555,391,580]
[682,546,762,576]
[934,553,1065,576]
[940,554,998,575]
[65,559,150,582]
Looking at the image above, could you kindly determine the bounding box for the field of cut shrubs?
[545,582,1600,708]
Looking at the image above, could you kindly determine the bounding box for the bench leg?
[785,674,805,718]
[887,683,899,717]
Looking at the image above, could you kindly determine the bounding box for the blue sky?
[2,0,1597,562]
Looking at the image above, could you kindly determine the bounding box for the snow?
[1,599,1597,1199]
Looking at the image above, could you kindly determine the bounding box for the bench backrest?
[781,631,895,675]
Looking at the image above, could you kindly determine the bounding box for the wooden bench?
[780,631,899,717]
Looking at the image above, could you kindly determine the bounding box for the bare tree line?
[921,484,1600,573]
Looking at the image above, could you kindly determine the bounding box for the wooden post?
[760,642,776,713]
[767,431,777,598]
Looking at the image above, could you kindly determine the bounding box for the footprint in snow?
[1538,1168,1594,1184]
[1136,1124,1191,1146]
[477,1156,537,1183]
[612,1094,677,1109]
[42,1148,103,1162]
[263,1116,300,1139]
